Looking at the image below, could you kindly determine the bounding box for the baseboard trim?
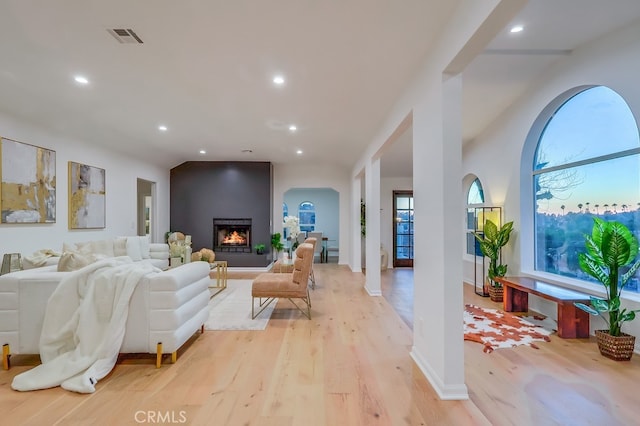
[410,346,469,400]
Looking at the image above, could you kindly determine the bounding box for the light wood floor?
[2,265,639,425]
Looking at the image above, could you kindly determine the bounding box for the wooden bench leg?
[503,286,528,312]
[557,303,590,338]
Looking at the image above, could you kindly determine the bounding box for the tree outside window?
[532,86,640,292]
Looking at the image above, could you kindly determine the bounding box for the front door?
[393,191,414,267]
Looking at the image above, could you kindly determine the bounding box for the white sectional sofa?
[0,257,211,370]
[22,236,171,270]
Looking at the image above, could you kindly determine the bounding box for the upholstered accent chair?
[271,237,318,289]
[252,242,314,319]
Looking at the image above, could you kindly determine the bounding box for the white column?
[365,158,381,295]
[351,175,362,272]
[410,72,467,399]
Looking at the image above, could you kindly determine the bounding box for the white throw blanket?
[23,248,61,268]
[12,257,160,393]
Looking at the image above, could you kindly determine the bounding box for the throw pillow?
[114,237,128,257]
[90,239,115,257]
[75,241,95,256]
[62,242,78,253]
[57,251,92,272]
[126,237,143,261]
[138,235,151,259]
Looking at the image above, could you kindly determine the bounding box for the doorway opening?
[137,178,155,238]
[393,190,413,267]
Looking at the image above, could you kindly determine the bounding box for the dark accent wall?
[170,161,273,267]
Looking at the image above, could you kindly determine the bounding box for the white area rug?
[205,279,276,331]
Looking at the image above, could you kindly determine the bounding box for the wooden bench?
[495,276,592,339]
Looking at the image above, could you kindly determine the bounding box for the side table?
[278,258,294,273]
[209,260,228,298]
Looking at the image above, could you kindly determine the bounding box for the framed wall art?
[0,137,56,223]
[68,161,106,229]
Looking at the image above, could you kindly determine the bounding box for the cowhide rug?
[464,304,552,353]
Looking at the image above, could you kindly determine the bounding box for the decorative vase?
[170,257,182,268]
[488,284,504,302]
[595,330,635,361]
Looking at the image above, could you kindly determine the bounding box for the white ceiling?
[1,1,640,177]
[380,0,640,178]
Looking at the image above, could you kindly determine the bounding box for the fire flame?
[222,231,247,245]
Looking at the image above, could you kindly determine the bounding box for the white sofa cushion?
[89,239,115,257]
[113,237,127,257]
[139,236,151,259]
[126,238,143,261]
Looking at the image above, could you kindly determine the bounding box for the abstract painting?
[0,137,56,223]
[68,161,105,229]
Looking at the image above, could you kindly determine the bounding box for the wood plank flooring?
[1,265,639,425]
[381,268,640,426]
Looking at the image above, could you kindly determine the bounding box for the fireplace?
[213,218,252,253]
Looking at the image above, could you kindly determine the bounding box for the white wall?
[463,22,640,342]
[273,162,350,265]
[380,177,413,268]
[284,187,339,247]
[0,112,170,257]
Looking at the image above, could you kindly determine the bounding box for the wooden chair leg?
[2,344,10,370]
[156,342,163,368]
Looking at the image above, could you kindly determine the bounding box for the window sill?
[520,270,640,304]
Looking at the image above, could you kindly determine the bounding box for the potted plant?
[472,219,514,302]
[254,243,266,255]
[574,217,640,361]
[271,233,284,259]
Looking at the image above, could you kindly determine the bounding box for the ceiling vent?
[107,28,143,44]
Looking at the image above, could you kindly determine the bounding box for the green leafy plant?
[254,243,266,254]
[574,218,640,336]
[271,233,284,254]
[472,219,514,287]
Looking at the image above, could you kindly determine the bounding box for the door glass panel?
[393,191,414,266]
[396,197,410,210]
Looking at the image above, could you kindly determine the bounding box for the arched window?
[532,86,640,292]
[467,178,484,205]
[466,177,485,255]
[298,201,315,232]
[282,202,289,238]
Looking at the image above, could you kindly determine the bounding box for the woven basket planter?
[488,285,504,303]
[595,330,636,361]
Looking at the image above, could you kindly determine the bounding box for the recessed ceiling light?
[296,150,303,155]
[510,25,524,33]
[289,125,297,132]
[74,75,89,85]
[158,125,168,131]
[273,75,285,85]
[199,150,206,155]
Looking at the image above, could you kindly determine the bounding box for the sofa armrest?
[149,243,169,260]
